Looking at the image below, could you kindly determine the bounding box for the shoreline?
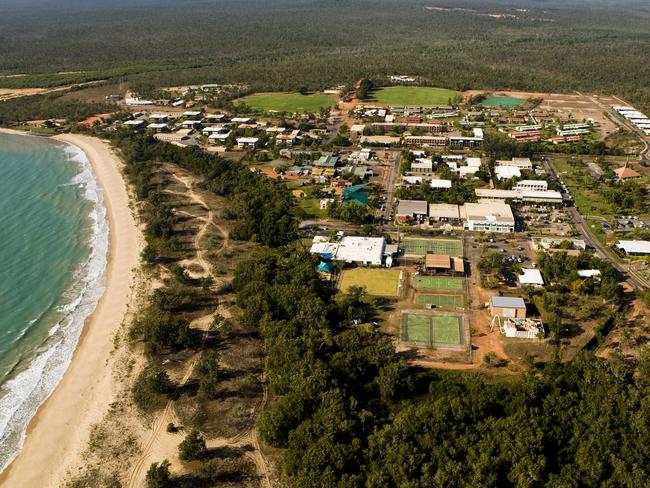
[0,133,142,487]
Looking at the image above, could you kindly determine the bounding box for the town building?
[514,180,548,192]
[430,179,452,189]
[396,200,429,222]
[461,201,515,233]
[428,203,461,222]
[236,137,259,149]
[495,165,521,180]
[617,240,650,255]
[518,268,544,287]
[309,235,386,266]
[411,159,433,173]
[496,157,533,170]
[490,296,527,318]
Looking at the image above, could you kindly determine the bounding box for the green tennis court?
[414,276,464,290]
[401,238,463,257]
[416,294,464,307]
[401,313,463,346]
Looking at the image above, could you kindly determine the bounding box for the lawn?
[367,86,462,106]
[552,159,613,217]
[401,238,463,257]
[339,268,401,297]
[414,276,464,290]
[402,313,463,345]
[416,294,464,307]
[297,198,326,219]
[480,95,525,108]
[239,92,337,113]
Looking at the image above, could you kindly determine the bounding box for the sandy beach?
[0,133,142,487]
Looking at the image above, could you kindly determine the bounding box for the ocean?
[0,132,108,472]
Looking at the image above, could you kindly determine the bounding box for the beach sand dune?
[0,134,141,487]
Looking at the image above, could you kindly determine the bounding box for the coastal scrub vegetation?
[113,132,298,249]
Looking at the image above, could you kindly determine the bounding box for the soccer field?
[240,92,337,113]
[480,95,525,108]
[367,86,462,106]
[401,238,463,257]
[339,268,401,297]
[414,276,464,290]
[402,313,463,346]
[416,294,464,307]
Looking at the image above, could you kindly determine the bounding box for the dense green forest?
[0,1,649,111]
[234,246,650,487]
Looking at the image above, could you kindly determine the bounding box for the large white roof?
[430,179,452,189]
[310,236,386,265]
[617,240,650,254]
[495,165,521,180]
[519,268,544,286]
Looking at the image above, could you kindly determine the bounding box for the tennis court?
[416,294,464,307]
[414,276,464,290]
[401,238,463,257]
[401,312,463,346]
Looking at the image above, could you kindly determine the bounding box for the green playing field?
[479,95,525,108]
[366,86,462,106]
[416,294,464,307]
[401,238,463,257]
[402,313,463,346]
[414,276,464,290]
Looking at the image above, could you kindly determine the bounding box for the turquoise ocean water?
[0,133,108,471]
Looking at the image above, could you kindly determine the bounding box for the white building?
[208,131,232,144]
[236,137,259,149]
[518,268,544,287]
[309,235,386,266]
[495,165,521,180]
[461,201,515,233]
[430,179,452,189]
[496,157,533,170]
[429,204,461,222]
[577,269,601,279]
[515,180,548,192]
[617,240,650,255]
[396,199,429,220]
[466,157,482,168]
[411,159,433,173]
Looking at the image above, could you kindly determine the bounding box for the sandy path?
[0,134,142,487]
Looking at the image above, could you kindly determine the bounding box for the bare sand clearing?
[0,134,142,487]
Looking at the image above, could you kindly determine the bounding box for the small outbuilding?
[490,296,527,319]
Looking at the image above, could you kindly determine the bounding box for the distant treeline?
[0,1,648,112]
[234,245,650,487]
[112,132,298,247]
[0,93,113,124]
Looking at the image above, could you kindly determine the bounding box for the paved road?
[544,157,649,290]
[382,150,401,222]
[582,92,649,164]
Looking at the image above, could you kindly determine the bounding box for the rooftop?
[397,199,428,216]
[491,296,526,309]
[617,240,650,254]
[518,268,544,286]
[425,254,451,269]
